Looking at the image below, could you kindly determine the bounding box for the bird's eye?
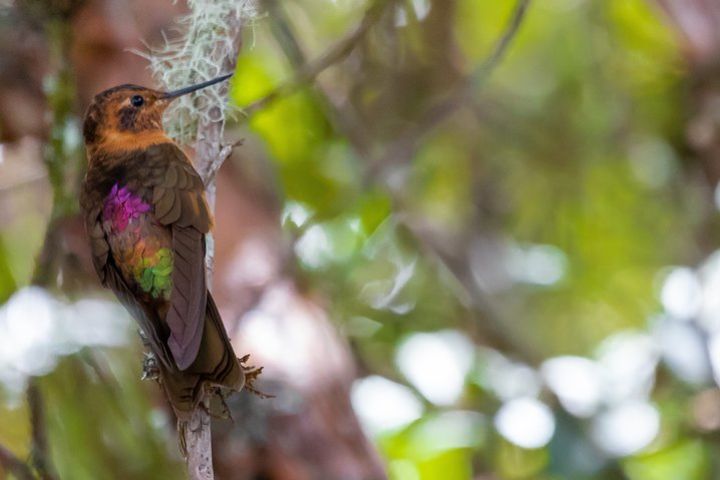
[131,95,144,107]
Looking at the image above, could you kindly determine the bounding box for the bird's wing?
[144,143,213,371]
[81,143,213,371]
[80,199,175,368]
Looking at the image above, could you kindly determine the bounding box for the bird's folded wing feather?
[105,258,175,366]
[83,143,213,371]
[81,197,175,367]
[147,144,212,371]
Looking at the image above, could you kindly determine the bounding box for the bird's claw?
[141,351,160,381]
[239,354,273,399]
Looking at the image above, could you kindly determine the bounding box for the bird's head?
[83,73,232,155]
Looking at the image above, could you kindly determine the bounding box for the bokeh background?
[2,0,720,478]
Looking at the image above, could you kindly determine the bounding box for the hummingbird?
[79,74,254,417]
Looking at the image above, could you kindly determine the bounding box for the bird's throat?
[89,129,173,157]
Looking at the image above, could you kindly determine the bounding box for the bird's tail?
[159,292,244,418]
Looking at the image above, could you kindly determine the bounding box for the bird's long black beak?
[162,73,233,100]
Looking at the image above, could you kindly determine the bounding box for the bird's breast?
[102,182,174,302]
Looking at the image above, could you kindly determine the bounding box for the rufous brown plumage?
[79,74,253,416]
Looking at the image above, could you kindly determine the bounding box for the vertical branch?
[27,381,53,480]
[196,100,235,288]
[183,408,214,480]
[0,443,35,480]
[141,2,255,478]
[43,18,80,221]
[185,37,242,480]
[24,11,79,480]
[32,16,79,286]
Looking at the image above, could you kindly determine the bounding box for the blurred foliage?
[43,354,184,479]
[3,0,720,479]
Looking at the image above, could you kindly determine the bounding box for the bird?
[79,74,257,418]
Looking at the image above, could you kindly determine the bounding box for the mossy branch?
[140,1,256,478]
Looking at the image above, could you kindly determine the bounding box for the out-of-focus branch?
[261,0,536,363]
[242,0,393,117]
[32,15,79,287]
[397,221,542,365]
[375,0,536,363]
[369,0,532,175]
[44,19,80,220]
[23,10,80,480]
[472,0,533,83]
[0,443,35,480]
[244,0,530,152]
[27,381,53,480]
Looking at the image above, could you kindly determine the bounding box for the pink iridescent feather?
[103,183,151,232]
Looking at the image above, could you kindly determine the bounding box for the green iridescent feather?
[135,248,173,299]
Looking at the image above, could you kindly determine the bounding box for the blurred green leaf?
[622,440,709,480]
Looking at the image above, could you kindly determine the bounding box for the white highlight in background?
[506,243,567,286]
[395,0,431,27]
[705,334,720,388]
[590,401,660,457]
[282,201,313,229]
[351,375,424,435]
[660,267,702,319]
[541,356,602,417]
[699,251,720,331]
[595,332,658,404]
[479,349,542,401]
[395,330,474,406]
[294,225,332,269]
[0,287,130,396]
[654,317,710,386]
[410,410,485,456]
[494,397,555,449]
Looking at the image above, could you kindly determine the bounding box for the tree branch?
[260,0,535,363]
[139,0,257,475]
[368,0,532,176]
[243,0,530,138]
[27,381,54,480]
[183,6,250,480]
[22,12,79,480]
[193,32,245,290]
[472,0,533,84]
[242,0,393,117]
[0,443,35,480]
[369,0,536,363]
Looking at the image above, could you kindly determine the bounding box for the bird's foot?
[239,354,273,399]
[141,351,160,382]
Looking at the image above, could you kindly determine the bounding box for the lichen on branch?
[135,0,257,144]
